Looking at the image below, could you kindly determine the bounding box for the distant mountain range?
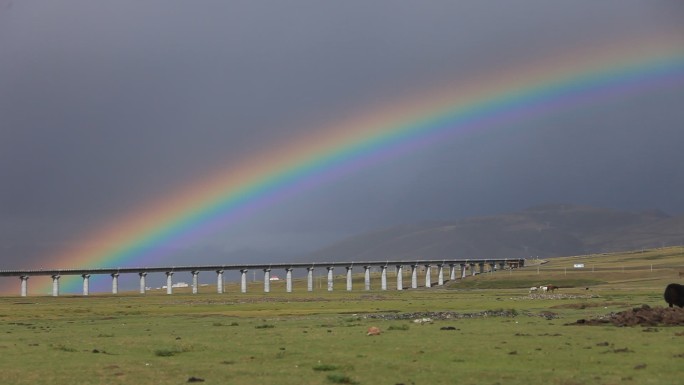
[305,204,684,261]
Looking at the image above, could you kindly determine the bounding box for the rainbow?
[17,33,684,293]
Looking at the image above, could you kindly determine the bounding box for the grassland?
[0,247,683,385]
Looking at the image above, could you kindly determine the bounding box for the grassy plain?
[1,247,683,385]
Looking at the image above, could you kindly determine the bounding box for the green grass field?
[1,247,683,385]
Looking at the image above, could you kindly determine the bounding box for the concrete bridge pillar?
[449,264,456,281]
[499,262,506,271]
[437,264,444,286]
[51,275,60,297]
[192,271,199,294]
[326,267,334,291]
[263,269,271,293]
[139,272,147,294]
[111,273,119,294]
[240,269,248,293]
[470,263,477,277]
[166,272,174,294]
[346,267,353,291]
[411,265,418,289]
[380,266,387,290]
[307,267,314,292]
[396,265,403,290]
[216,270,224,294]
[460,263,467,279]
[489,263,496,273]
[363,266,371,290]
[20,276,28,297]
[82,274,90,296]
[424,265,432,288]
[286,268,293,293]
[479,263,485,274]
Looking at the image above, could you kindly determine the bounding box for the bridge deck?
[0,258,523,277]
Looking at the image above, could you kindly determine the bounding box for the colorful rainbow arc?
[23,37,684,293]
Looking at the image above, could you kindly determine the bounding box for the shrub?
[53,345,77,352]
[154,344,194,357]
[255,324,275,329]
[154,349,176,357]
[326,374,357,384]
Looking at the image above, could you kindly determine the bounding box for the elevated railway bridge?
[0,258,524,297]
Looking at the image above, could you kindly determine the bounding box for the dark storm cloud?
[1,1,683,268]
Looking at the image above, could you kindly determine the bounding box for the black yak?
[663,283,684,308]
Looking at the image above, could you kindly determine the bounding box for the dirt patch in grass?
[569,305,684,326]
[362,309,559,320]
[521,293,600,300]
[551,301,628,309]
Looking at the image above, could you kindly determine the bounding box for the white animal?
[529,287,538,293]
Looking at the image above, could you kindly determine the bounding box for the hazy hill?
[306,204,684,261]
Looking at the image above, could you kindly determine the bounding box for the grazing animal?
[663,283,684,308]
[539,286,548,292]
[545,285,559,292]
[529,287,538,293]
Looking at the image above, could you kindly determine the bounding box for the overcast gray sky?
[1,1,683,271]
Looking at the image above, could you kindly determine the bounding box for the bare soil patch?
[363,309,558,321]
[551,301,628,309]
[569,305,684,326]
[514,293,600,301]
